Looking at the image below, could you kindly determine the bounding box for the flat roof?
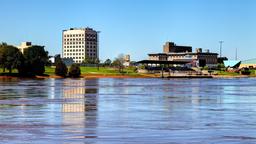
[136,60,190,64]
[241,58,256,64]
[148,52,218,56]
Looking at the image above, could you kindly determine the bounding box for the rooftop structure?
[163,42,192,53]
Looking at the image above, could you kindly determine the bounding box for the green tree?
[104,59,112,67]
[0,44,6,71]
[68,64,81,78]
[23,45,49,75]
[95,58,100,71]
[112,54,125,73]
[55,60,68,77]
[0,44,23,73]
[83,56,96,64]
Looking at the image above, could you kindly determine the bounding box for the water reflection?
[0,78,256,143]
[61,79,98,141]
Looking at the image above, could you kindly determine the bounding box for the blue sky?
[0,0,255,61]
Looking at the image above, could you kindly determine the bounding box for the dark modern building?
[147,42,218,68]
[163,42,192,53]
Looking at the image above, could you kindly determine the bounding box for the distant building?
[147,42,218,68]
[123,54,131,67]
[163,42,192,53]
[62,27,99,63]
[17,42,32,53]
[48,54,61,64]
[239,58,256,68]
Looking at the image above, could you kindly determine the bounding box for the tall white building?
[62,27,99,63]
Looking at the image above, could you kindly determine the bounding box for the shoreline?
[0,73,255,79]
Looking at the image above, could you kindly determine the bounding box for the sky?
[0,0,255,61]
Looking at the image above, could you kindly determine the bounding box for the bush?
[240,68,251,75]
[23,45,48,75]
[55,61,68,77]
[32,60,45,75]
[68,64,81,78]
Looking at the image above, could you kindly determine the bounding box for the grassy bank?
[0,66,146,78]
[1,67,256,78]
[45,66,141,76]
[215,70,256,77]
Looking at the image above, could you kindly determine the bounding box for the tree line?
[0,42,81,77]
[0,42,48,76]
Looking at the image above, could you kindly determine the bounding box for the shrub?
[23,45,48,75]
[55,61,68,77]
[68,64,81,78]
[240,68,251,75]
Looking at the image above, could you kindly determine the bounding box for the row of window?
[64,53,96,56]
[64,34,96,37]
[64,53,84,56]
[63,38,97,41]
[65,55,97,60]
[64,49,84,52]
[64,42,97,45]
[64,45,97,48]
[64,49,96,52]
[65,57,84,60]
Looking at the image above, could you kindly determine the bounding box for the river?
[0,78,256,144]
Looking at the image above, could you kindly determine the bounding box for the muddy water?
[0,78,256,144]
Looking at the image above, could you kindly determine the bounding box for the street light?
[219,41,224,57]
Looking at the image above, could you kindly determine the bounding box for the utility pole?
[219,41,224,57]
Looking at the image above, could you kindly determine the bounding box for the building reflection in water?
[61,79,99,140]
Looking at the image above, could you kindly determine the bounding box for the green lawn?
[2,66,255,77]
[45,66,55,75]
[0,68,18,74]
[45,66,139,76]
[216,70,256,76]
[0,66,139,76]
[216,71,240,76]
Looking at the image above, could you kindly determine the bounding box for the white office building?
[62,27,99,63]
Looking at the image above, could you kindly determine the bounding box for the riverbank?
[1,73,256,79]
[1,66,256,79]
[0,73,155,79]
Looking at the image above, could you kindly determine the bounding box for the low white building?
[17,42,32,53]
[123,54,131,67]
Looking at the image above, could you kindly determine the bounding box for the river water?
[0,78,256,144]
